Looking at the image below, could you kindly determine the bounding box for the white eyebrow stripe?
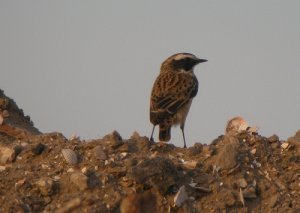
[174,54,197,61]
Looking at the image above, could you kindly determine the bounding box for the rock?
[243,186,257,199]
[93,146,107,160]
[36,177,55,196]
[187,143,203,155]
[130,157,179,195]
[247,126,259,134]
[238,178,248,188]
[61,149,78,165]
[183,160,197,169]
[56,197,81,213]
[0,165,6,172]
[32,143,45,155]
[0,146,16,164]
[120,191,157,213]
[70,172,88,191]
[15,178,26,189]
[250,148,256,155]
[68,133,79,141]
[174,186,188,207]
[281,142,289,150]
[104,130,123,148]
[216,136,239,170]
[268,135,279,143]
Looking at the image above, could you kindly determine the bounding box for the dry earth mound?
[0,89,299,212]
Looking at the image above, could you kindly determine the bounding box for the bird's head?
[161,53,207,73]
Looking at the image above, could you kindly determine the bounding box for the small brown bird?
[149,53,207,148]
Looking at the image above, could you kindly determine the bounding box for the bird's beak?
[196,58,208,64]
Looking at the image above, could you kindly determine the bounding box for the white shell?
[62,149,77,165]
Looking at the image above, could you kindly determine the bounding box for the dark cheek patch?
[172,58,194,71]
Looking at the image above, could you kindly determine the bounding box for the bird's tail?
[159,124,171,142]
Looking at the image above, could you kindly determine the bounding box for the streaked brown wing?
[150,73,198,123]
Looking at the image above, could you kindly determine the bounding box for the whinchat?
[149,53,207,148]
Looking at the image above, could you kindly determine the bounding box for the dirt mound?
[0,90,299,212]
[0,89,40,141]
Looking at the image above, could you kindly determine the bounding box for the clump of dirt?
[0,90,299,212]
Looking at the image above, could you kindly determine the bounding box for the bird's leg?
[180,126,187,148]
[150,125,155,142]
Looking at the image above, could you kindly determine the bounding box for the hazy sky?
[1,1,299,147]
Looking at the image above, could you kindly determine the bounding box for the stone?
[32,143,45,155]
[93,146,107,160]
[238,178,248,188]
[0,165,6,172]
[36,177,55,196]
[174,186,188,207]
[70,172,88,191]
[130,157,179,195]
[0,146,16,164]
[243,186,257,199]
[281,142,289,150]
[268,135,279,143]
[104,130,123,148]
[216,136,239,170]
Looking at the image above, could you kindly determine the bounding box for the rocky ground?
[0,89,300,213]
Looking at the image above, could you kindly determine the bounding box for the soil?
[0,89,299,213]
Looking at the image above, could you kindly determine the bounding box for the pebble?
[216,136,239,170]
[0,146,16,164]
[0,114,3,125]
[67,168,74,173]
[70,172,88,191]
[36,177,55,196]
[268,135,279,143]
[15,178,26,189]
[93,146,107,160]
[281,142,289,150]
[183,160,197,169]
[32,143,45,155]
[81,167,88,174]
[61,149,78,165]
[250,148,256,155]
[243,186,257,199]
[0,165,6,172]
[104,131,123,148]
[174,186,188,207]
[238,178,248,188]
